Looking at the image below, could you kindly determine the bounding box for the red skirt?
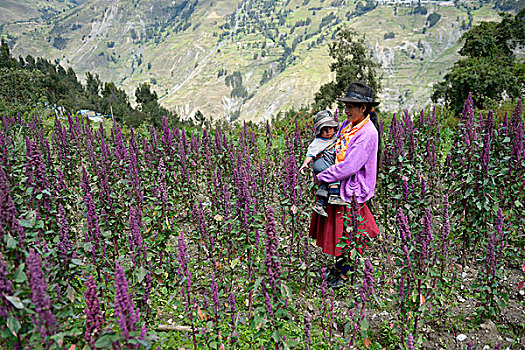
[309,203,379,257]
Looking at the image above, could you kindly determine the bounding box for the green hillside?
[0,0,510,121]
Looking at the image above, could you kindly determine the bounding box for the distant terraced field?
[0,0,505,121]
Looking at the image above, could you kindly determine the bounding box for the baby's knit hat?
[313,110,338,136]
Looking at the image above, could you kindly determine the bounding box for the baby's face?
[320,127,335,138]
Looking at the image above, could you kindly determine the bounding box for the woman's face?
[344,103,366,124]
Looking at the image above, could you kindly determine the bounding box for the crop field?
[0,96,524,349]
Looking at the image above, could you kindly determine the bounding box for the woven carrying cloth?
[334,116,370,163]
[309,203,379,257]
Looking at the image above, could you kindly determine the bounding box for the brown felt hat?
[337,82,380,106]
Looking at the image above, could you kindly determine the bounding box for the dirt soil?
[306,241,524,350]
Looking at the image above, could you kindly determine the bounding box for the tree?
[494,0,525,11]
[102,82,135,124]
[353,0,377,16]
[432,10,525,112]
[314,27,381,109]
[426,13,441,28]
[0,68,47,116]
[135,82,180,129]
[135,82,158,105]
[194,110,205,128]
[85,72,101,98]
[0,39,188,129]
[0,39,16,69]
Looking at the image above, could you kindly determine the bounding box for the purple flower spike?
[402,176,409,200]
[485,222,498,280]
[321,267,327,299]
[421,208,433,261]
[26,249,56,340]
[84,191,101,261]
[441,196,450,259]
[480,117,492,176]
[0,130,10,173]
[407,333,415,350]
[304,310,312,347]
[264,207,281,293]
[263,284,274,321]
[396,208,411,244]
[210,271,220,317]
[114,262,138,340]
[0,253,13,318]
[228,291,236,326]
[129,206,146,266]
[363,259,374,298]
[84,276,105,348]
[462,92,474,122]
[0,167,25,246]
[139,323,147,341]
[177,230,192,290]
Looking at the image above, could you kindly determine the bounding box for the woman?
[309,82,381,288]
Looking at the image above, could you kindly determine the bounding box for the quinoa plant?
[445,96,524,264]
[472,208,509,321]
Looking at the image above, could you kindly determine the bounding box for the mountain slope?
[0,0,503,122]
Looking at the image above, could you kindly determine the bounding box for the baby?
[300,110,346,217]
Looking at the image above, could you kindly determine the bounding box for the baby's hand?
[299,157,313,174]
